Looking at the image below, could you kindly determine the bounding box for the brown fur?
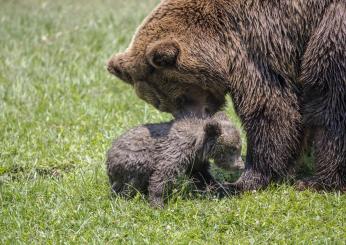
[106,112,243,208]
[107,0,346,191]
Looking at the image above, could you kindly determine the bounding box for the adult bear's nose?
[107,53,133,84]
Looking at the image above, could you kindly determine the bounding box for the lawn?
[0,0,345,243]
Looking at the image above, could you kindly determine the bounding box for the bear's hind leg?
[109,173,147,198]
[296,128,346,191]
[299,2,346,191]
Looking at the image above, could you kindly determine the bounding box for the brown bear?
[106,112,243,208]
[107,0,346,191]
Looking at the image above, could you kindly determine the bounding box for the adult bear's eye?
[147,63,155,75]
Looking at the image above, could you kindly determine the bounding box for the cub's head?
[107,0,232,118]
[203,112,244,171]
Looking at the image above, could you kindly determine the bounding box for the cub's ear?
[146,40,180,69]
[204,121,222,139]
[213,111,229,121]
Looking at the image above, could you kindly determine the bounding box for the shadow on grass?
[0,164,76,183]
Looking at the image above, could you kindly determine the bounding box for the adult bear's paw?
[232,169,271,192]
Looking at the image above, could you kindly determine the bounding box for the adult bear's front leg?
[230,63,304,191]
[234,101,303,191]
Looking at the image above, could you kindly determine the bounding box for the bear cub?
[106,112,243,208]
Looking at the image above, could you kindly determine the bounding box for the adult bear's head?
[108,0,237,118]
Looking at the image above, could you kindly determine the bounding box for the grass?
[0,0,345,243]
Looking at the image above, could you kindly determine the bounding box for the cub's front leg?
[148,167,181,208]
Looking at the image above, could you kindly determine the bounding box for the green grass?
[0,0,345,243]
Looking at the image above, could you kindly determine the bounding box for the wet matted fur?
[106,112,243,207]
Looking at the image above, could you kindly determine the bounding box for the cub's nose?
[234,156,245,170]
[107,54,132,84]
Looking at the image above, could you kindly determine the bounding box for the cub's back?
[107,121,176,165]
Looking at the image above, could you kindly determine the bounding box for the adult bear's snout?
[107,53,133,84]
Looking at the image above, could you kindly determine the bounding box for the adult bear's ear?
[204,121,222,139]
[146,40,180,69]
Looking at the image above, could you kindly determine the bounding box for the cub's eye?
[147,65,155,75]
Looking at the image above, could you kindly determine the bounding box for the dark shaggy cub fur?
[108,0,346,191]
[106,112,243,208]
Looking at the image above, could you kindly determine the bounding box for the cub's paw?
[207,182,238,197]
